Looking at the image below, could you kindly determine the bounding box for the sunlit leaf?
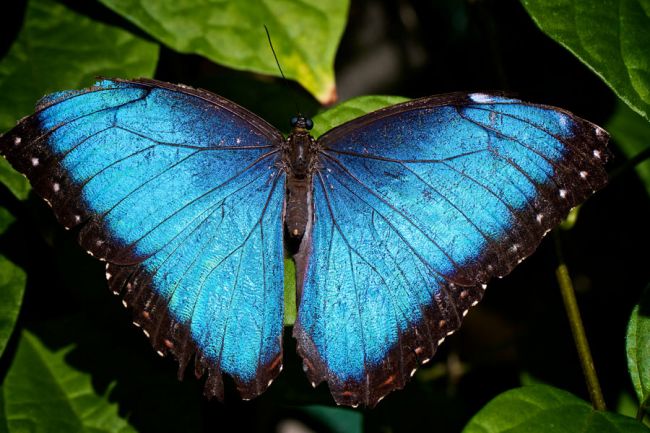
[521,0,650,121]
[99,0,349,104]
[0,331,136,433]
[463,385,650,433]
[311,95,409,137]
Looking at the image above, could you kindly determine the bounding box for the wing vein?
[316,171,448,333]
[97,149,279,233]
[113,125,276,151]
[322,148,488,164]
[316,173,370,394]
[318,166,463,328]
[321,153,466,279]
[454,107,565,188]
[187,171,283,375]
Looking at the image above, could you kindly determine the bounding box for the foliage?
[521,0,650,122]
[0,0,159,132]
[98,0,348,104]
[0,0,159,199]
[0,0,648,432]
[0,331,136,433]
[311,95,409,137]
[627,285,650,415]
[0,209,24,358]
[608,102,650,197]
[464,385,648,433]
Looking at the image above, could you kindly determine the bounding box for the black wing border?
[0,77,287,401]
[294,92,610,407]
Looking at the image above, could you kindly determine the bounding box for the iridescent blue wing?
[0,79,286,400]
[294,93,609,407]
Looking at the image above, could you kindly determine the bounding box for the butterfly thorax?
[286,120,316,178]
[284,118,316,249]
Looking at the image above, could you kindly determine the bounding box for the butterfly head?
[286,114,317,181]
[290,115,313,131]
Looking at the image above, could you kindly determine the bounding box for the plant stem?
[553,231,607,411]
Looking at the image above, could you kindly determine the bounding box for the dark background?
[0,0,647,432]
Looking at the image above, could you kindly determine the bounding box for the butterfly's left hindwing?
[295,93,609,407]
[0,79,286,399]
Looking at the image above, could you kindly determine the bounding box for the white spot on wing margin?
[469,93,494,103]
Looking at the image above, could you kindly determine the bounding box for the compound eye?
[290,116,299,127]
[305,118,314,130]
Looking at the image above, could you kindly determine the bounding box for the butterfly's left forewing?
[295,93,608,407]
[0,79,286,399]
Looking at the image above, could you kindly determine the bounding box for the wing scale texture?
[294,93,608,407]
[0,84,609,407]
[0,79,287,399]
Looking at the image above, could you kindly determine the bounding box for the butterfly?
[0,78,608,407]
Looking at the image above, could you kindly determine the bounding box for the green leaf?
[617,391,650,426]
[99,0,349,104]
[0,207,15,234]
[311,95,410,137]
[463,385,650,433]
[0,0,159,132]
[0,389,7,433]
[559,206,581,230]
[607,102,650,196]
[0,0,159,199]
[284,258,297,326]
[0,207,25,359]
[300,405,363,433]
[0,255,25,359]
[627,285,650,412]
[521,0,650,121]
[617,391,638,418]
[0,160,30,201]
[0,331,136,433]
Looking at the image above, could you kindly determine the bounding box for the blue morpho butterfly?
[0,78,608,407]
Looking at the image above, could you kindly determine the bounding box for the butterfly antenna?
[264,25,301,115]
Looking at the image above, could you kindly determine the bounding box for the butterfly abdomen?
[284,123,316,248]
[285,176,312,246]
